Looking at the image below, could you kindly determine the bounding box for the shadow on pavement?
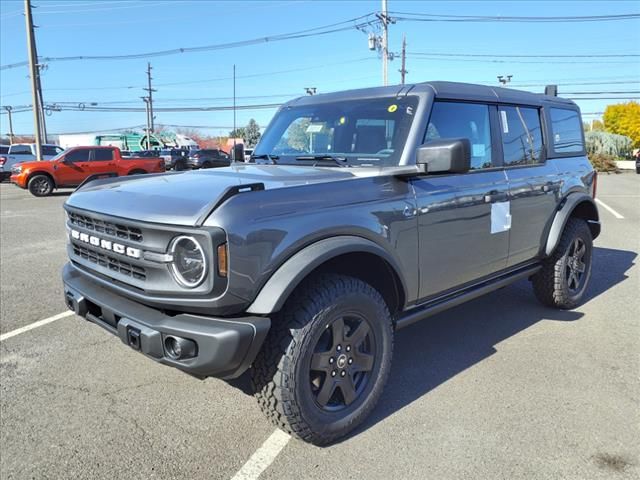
[345,246,636,441]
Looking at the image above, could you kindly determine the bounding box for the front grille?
[68,212,143,242]
[73,243,146,280]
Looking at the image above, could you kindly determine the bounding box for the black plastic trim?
[63,263,270,379]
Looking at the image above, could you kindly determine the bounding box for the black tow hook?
[127,327,142,351]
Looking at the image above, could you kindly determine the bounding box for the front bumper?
[62,263,270,379]
[10,172,27,188]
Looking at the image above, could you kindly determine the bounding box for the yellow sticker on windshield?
[387,104,398,113]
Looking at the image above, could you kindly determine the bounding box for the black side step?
[395,263,541,330]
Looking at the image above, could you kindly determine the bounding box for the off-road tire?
[27,174,54,197]
[532,218,593,309]
[250,273,393,445]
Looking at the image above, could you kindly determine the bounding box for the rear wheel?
[251,273,393,445]
[27,174,54,197]
[532,218,593,309]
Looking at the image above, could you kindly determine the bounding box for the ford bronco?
[62,81,599,445]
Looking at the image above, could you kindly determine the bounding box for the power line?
[406,54,634,65]
[0,13,378,70]
[408,51,640,58]
[391,11,640,23]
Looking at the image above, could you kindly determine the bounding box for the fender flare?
[544,193,600,256]
[246,236,407,315]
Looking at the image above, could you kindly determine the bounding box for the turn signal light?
[217,243,228,277]
[0,156,6,166]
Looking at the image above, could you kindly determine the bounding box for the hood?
[65,164,362,226]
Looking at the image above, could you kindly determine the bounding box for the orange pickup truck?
[10,146,165,197]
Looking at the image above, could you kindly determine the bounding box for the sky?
[1,0,639,138]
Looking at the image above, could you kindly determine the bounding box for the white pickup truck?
[0,143,64,180]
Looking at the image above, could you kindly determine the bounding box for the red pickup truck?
[10,146,165,197]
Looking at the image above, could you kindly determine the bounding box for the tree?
[603,101,640,148]
[585,131,632,157]
[229,127,246,139]
[244,119,261,148]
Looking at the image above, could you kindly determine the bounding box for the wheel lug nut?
[340,371,346,377]
[331,370,336,377]
[348,358,353,365]
[336,345,342,352]
[346,345,351,352]
[329,357,334,364]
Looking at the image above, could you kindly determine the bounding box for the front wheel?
[251,273,393,445]
[27,174,54,197]
[532,218,593,309]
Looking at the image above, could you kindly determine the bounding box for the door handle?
[484,191,508,203]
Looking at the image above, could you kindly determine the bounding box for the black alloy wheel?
[565,237,588,293]
[27,174,53,197]
[309,314,375,411]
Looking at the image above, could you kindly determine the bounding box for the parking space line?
[0,311,74,342]
[596,199,625,220]
[230,429,290,480]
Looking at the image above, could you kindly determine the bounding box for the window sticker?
[491,201,511,234]
[387,104,398,113]
[306,123,324,133]
[472,144,486,157]
[500,110,509,134]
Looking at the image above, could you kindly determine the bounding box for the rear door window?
[65,149,91,163]
[499,106,543,166]
[549,108,584,154]
[92,148,115,161]
[42,145,61,156]
[425,101,493,170]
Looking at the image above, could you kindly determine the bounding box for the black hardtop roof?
[286,80,577,109]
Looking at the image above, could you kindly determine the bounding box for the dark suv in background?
[186,148,230,169]
[62,81,599,445]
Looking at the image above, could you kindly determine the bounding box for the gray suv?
[62,81,599,445]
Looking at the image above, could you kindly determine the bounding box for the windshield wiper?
[295,155,348,167]
[250,153,279,164]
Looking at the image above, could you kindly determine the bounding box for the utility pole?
[143,63,156,133]
[233,64,236,148]
[37,72,48,144]
[4,106,15,144]
[141,96,151,149]
[24,0,43,160]
[381,0,389,86]
[399,34,407,84]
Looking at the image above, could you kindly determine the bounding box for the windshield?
[51,149,67,162]
[254,96,419,167]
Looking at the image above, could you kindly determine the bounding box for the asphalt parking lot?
[1,174,638,479]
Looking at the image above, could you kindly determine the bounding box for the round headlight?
[169,236,207,288]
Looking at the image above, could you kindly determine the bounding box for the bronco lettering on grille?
[70,229,141,259]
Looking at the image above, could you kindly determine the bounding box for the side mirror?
[416,138,471,174]
[231,143,245,162]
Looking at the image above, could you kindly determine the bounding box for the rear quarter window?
[549,108,584,154]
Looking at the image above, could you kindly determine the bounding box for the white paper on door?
[491,201,512,234]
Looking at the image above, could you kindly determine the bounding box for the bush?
[585,131,633,158]
[588,153,618,173]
